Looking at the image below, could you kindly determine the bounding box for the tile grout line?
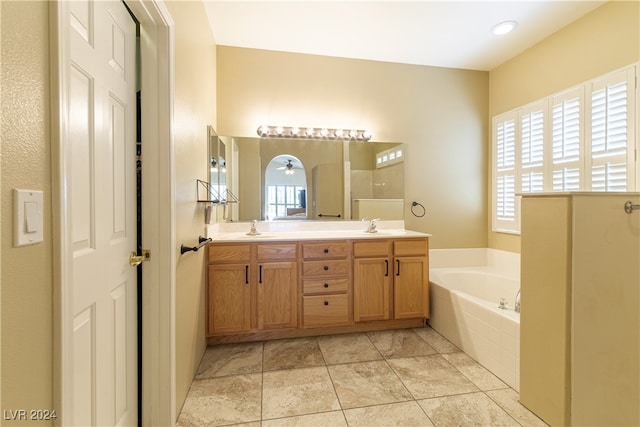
[260,340,265,424]
[316,335,350,424]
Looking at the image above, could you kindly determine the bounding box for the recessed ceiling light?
[491,20,519,36]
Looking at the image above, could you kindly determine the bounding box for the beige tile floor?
[177,326,547,427]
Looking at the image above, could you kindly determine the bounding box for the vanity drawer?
[303,294,349,327]
[353,240,391,258]
[302,260,349,277]
[302,241,348,260]
[394,239,428,257]
[208,244,251,263]
[256,243,297,261]
[303,278,349,295]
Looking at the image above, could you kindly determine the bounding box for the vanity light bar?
[257,125,372,141]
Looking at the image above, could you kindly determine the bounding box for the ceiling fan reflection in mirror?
[277,159,299,175]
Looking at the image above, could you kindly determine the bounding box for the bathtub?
[428,249,520,391]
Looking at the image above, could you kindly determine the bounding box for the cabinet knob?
[324,301,329,306]
[323,265,329,271]
[324,283,329,288]
[323,248,329,254]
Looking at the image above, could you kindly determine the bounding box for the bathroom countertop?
[206,220,430,242]
[209,229,430,243]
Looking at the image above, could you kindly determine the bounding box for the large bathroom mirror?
[217,135,404,222]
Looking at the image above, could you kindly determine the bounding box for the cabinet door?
[257,261,298,330]
[208,263,251,334]
[353,257,390,322]
[393,256,429,319]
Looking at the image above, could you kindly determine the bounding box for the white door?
[67,0,138,425]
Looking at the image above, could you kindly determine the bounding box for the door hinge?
[129,249,150,267]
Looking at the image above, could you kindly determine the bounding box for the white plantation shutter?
[496,175,515,220]
[588,70,634,191]
[494,114,518,232]
[521,107,545,193]
[552,90,583,191]
[522,172,544,193]
[492,64,638,235]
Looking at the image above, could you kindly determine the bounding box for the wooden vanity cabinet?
[207,242,297,336]
[301,241,350,328]
[393,239,429,319]
[206,235,428,343]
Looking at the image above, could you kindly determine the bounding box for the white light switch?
[25,202,39,233]
[14,189,44,247]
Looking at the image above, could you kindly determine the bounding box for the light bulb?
[276,126,284,135]
[258,125,269,136]
[320,128,329,137]
[491,21,518,36]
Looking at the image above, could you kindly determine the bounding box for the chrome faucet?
[365,218,380,233]
[246,220,261,236]
[515,289,521,313]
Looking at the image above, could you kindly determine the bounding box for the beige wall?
[0,1,216,419]
[217,47,489,248]
[164,0,217,415]
[1,2,54,424]
[488,1,640,252]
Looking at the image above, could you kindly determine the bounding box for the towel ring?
[411,201,426,218]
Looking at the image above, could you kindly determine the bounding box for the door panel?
[209,264,251,334]
[258,262,297,330]
[68,1,137,425]
[354,258,390,322]
[394,257,429,319]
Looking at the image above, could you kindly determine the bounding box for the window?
[520,106,545,193]
[266,185,304,219]
[551,90,583,191]
[492,64,638,234]
[588,69,635,191]
[493,113,517,232]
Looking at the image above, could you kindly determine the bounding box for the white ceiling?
[203,1,605,71]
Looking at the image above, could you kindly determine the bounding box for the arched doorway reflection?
[264,154,307,220]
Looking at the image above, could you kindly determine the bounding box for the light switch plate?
[14,189,44,247]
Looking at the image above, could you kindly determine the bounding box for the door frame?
[50,1,176,425]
